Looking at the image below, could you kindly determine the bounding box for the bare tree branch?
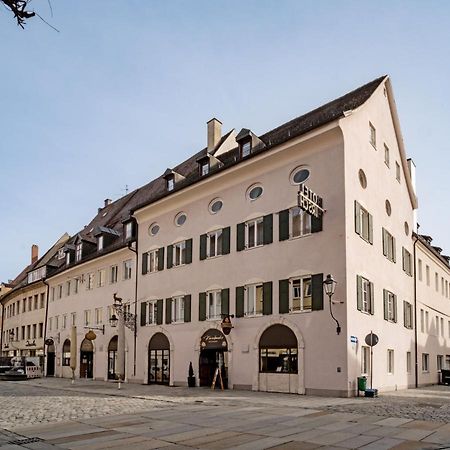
[1,0,35,28]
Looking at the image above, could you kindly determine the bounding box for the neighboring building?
[4,75,449,396]
[0,235,69,364]
[415,234,450,385]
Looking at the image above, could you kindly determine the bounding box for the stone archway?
[80,339,94,379]
[148,333,170,385]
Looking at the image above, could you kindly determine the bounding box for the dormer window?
[66,252,71,265]
[167,177,175,192]
[98,235,104,251]
[125,222,133,240]
[241,140,251,158]
[200,161,209,176]
[75,243,82,262]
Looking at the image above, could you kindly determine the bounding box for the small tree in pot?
[187,361,196,387]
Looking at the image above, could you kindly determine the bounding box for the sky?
[1,0,450,281]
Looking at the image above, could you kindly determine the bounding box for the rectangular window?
[75,243,82,262]
[437,355,443,371]
[207,230,223,258]
[147,300,158,325]
[34,295,38,310]
[123,260,133,280]
[38,323,43,338]
[21,326,25,340]
[66,252,71,265]
[98,235,104,251]
[441,318,444,337]
[27,325,31,339]
[396,162,401,182]
[355,202,372,243]
[384,290,396,322]
[201,161,209,176]
[62,315,67,330]
[260,348,297,373]
[22,298,26,313]
[48,318,52,331]
[369,122,376,148]
[110,265,118,284]
[406,352,412,373]
[146,250,159,273]
[422,353,429,372]
[95,308,103,324]
[382,228,396,262]
[207,290,222,320]
[167,177,175,191]
[84,310,91,326]
[446,355,450,370]
[124,222,133,240]
[418,259,423,281]
[361,346,370,375]
[55,316,59,330]
[57,285,63,300]
[426,311,429,332]
[357,276,373,314]
[402,248,412,276]
[387,349,394,374]
[245,283,263,316]
[245,217,264,249]
[74,278,79,294]
[65,281,71,296]
[290,206,311,238]
[435,272,439,291]
[241,141,251,157]
[71,313,76,326]
[32,324,36,339]
[171,296,185,323]
[426,265,430,286]
[87,273,94,290]
[436,316,439,335]
[173,242,186,266]
[290,276,312,312]
[384,144,390,166]
[404,301,413,329]
[97,269,105,287]
[420,309,424,333]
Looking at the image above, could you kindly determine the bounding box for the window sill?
[370,142,377,151]
[259,372,298,375]
[289,233,312,241]
[170,320,185,325]
[206,317,221,321]
[244,244,264,251]
[243,313,263,318]
[171,263,187,269]
[358,309,373,316]
[206,254,223,260]
[289,309,312,314]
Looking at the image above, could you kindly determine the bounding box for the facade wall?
[134,127,351,395]
[416,241,450,385]
[341,83,416,393]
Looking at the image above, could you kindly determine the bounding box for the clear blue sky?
[1,1,449,281]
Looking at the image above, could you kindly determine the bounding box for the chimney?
[31,244,39,264]
[104,198,112,207]
[207,118,222,152]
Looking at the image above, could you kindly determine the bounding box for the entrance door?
[46,352,55,377]
[148,333,170,385]
[199,329,228,388]
[107,336,118,380]
[80,338,94,379]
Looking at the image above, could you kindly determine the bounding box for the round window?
[209,198,223,214]
[385,200,392,216]
[175,212,187,226]
[248,185,263,200]
[404,222,409,236]
[291,167,310,185]
[148,223,160,236]
[358,169,367,189]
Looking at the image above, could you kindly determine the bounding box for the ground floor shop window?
[422,353,429,372]
[62,339,70,366]
[148,333,170,385]
[259,324,298,374]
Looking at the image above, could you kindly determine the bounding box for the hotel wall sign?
[297,184,324,219]
[200,329,228,350]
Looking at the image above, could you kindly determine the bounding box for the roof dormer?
[163,168,185,192]
[93,226,120,252]
[236,128,264,159]
[196,151,223,177]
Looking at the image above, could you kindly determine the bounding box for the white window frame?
[290,276,312,313]
[385,290,396,322]
[84,310,91,327]
[290,206,311,239]
[110,265,118,284]
[369,122,376,148]
[360,277,372,314]
[125,222,133,240]
[167,177,175,191]
[207,229,223,258]
[244,283,263,317]
[206,290,222,320]
[387,349,394,374]
[382,228,396,262]
[406,351,412,373]
[171,296,185,323]
[402,248,412,276]
[242,141,251,157]
[147,250,159,273]
[123,260,132,280]
[95,307,103,325]
[422,353,429,372]
[75,243,82,262]
[356,204,372,243]
[384,143,390,167]
[404,301,413,329]
[98,235,104,251]
[437,355,443,372]
[87,273,94,290]
[147,300,158,325]
[97,269,105,287]
[173,241,186,267]
[245,217,264,249]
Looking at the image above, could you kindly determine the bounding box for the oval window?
[209,198,223,214]
[358,169,367,189]
[175,212,187,226]
[385,200,392,216]
[291,167,310,185]
[148,223,160,236]
[248,185,263,200]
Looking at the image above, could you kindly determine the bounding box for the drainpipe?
[43,278,50,376]
[413,233,419,389]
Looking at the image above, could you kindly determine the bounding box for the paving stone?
[400,420,444,431]
[374,418,414,427]
[304,431,359,446]
[392,428,435,441]
[318,421,359,432]
[269,442,321,449]
[359,437,407,450]
[390,441,439,450]
[366,427,405,438]
[334,434,382,448]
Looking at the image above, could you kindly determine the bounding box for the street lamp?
[323,274,341,335]
[109,314,118,328]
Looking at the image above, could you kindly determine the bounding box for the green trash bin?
[357,376,367,392]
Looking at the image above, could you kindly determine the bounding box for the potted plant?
[187,361,196,387]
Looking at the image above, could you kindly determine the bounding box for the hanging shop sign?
[85,330,97,341]
[200,329,228,350]
[297,184,324,219]
[44,339,54,346]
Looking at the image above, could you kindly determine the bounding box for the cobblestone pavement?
[0,379,449,449]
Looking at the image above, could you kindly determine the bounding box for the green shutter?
[184,295,191,323]
[382,229,387,257]
[355,201,361,235]
[199,234,207,260]
[142,252,148,275]
[311,273,324,311]
[222,227,231,255]
[262,281,272,315]
[392,237,396,263]
[167,245,173,269]
[368,213,373,244]
[383,290,388,320]
[278,209,290,241]
[279,279,289,314]
[140,302,147,326]
[185,238,193,264]
[357,275,362,311]
[393,294,397,323]
[263,214,273,245]
[236,223,245,251]
[156,299,163,325]
[157,247,165,271]
[369,282,374,315]
[236,286,244,318]
[165,298,172,324]
[199,292,206,321]
[221,288,229,315]
[311,198,323,233]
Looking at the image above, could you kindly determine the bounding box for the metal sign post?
[364,331,379,390]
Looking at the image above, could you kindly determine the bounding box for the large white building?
[2,75,449,396]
